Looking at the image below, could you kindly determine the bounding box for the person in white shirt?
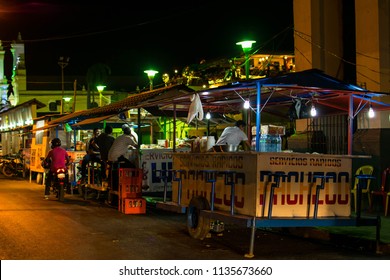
[108,124,138,167]
[215,120,251,150]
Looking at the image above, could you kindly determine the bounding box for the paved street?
[0,175,389,260]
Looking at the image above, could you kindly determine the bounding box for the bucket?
[212,144,239,152]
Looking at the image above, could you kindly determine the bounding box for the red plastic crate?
[120,198,146,214]
[118,168,143,199]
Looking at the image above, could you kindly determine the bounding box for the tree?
[3,43,14,99]
[86,63,111,108]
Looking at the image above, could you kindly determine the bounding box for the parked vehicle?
[0,155,11,170]
[2,153,25,177]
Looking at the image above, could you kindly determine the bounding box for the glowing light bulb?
[368,106,375,118]
[310,105,317,117]
[244,100,250,109]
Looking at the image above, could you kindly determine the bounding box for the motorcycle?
[2,153,25,177]
[0,155,12,171]
[49,168,68,201]
[41,157,69,201]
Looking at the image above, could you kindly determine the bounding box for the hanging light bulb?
[368,104,375,118]
[244,99,250,109]
[310,104,317,117]
[206,111,211,119]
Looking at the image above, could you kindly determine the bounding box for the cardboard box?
[120,198,146,214]
[261,124,285,135]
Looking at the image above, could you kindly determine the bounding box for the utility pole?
[58,57,70,114]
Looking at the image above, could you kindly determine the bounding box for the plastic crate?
[120,198,146,214]
[118,168,143,199]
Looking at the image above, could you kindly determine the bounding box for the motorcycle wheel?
[58,183,65,201]
[2,164,15,177]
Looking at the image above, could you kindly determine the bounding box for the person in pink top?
[43,138,70,199]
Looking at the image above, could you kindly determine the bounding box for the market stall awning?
[189,69,390,118]
[47,84,195,125]
[44,69,389,125]
[71,114,116,127]
[31,124,59,132]
[49,110,90,125]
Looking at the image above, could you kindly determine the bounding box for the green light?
[236,40,256,52]
[144,70,159,90]
[96,85,106,92]
[144,70,158,78]
[236,40,256,80]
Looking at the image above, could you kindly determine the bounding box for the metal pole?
[72,80,77,113]
[58,57,69,114]
[348,94,353,155]
[245,52,249,80]
[61,67,64,114]
[256,82,261,151]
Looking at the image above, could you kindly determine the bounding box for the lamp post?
[96,85,106,107]
[144,69,158,90]
[63,97,72,113]
[206,111,211,136]
[58,57,70,114]
[236,40,256,80]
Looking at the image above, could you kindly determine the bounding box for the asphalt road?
[0,175,389,260]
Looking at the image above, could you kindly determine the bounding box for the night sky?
[1,1,294,86]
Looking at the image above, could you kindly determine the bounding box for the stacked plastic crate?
[118,168,146,214]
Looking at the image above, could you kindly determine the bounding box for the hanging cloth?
[187,93,204,124]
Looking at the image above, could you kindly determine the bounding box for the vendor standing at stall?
[215,120,251,151]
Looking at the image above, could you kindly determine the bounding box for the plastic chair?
[370,167,390,216]
[351,165,374,213]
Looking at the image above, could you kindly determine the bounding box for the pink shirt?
[46,147,69,172]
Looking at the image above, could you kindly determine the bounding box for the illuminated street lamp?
[96,85,106,107]
[236,40,256,80]
[144,69,159,90]
[63,97,72,113]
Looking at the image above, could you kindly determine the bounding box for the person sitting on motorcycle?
[80,128,101,184]
[43,138,70,200]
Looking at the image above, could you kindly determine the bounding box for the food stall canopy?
[71,114,116,127]
[132,69,389,120]
[47,84,195,125]
[197,69,390,118]
[48,109,90,125]
[47,69,389,126]
[31,124,58,132]
[41,69,389,155]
